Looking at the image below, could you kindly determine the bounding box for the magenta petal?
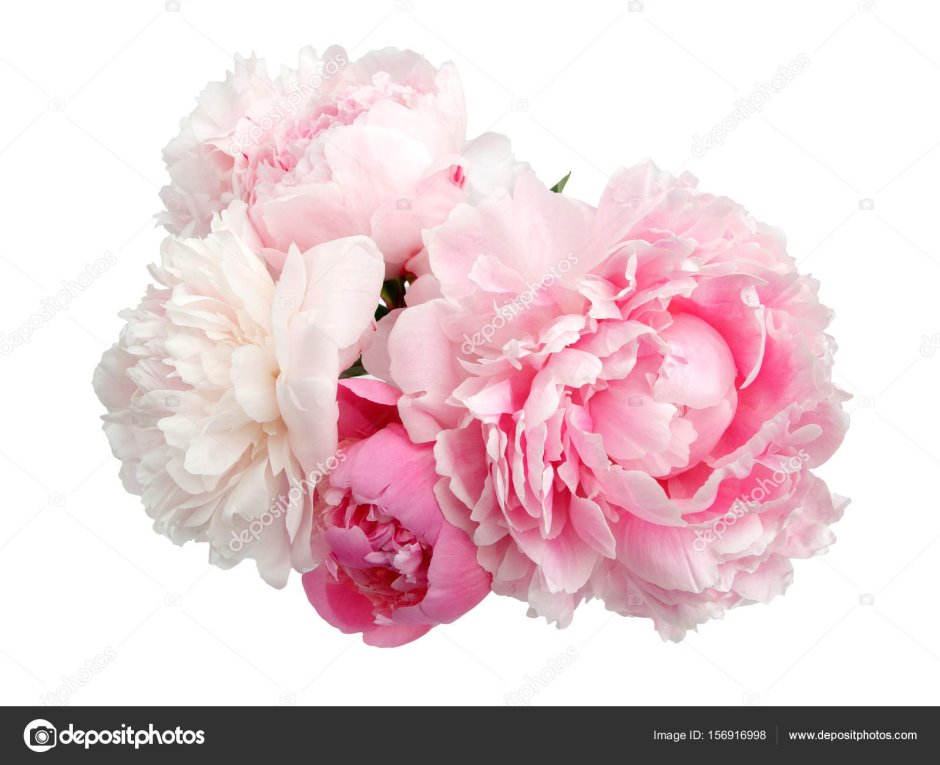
[337,425,443,543]
[302,568,375,634]
[324,526,375,569]
[336,377,401,442]
[395,523,490,625]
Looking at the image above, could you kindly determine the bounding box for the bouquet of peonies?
[94,46,849,646]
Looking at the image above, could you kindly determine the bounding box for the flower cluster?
[95,46,848,646]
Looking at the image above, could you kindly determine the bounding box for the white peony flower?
[93,203,384,585]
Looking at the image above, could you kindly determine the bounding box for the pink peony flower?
[302,378,490,646]
[160,46,525,278]
[93,203,384,585]
[377,163,849,638]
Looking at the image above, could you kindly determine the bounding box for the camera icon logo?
[24,719,57,752]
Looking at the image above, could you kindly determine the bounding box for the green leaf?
[550,171,571,194]
[375,276,409,321]
[380,278,405,308]
[339,358,366,379]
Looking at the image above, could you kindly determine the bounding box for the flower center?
[589,313,738,477]
[326,502,432,614]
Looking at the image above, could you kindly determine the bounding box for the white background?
[1,0,938,706]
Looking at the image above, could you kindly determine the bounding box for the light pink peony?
[302,378,490,646]
[377,163,849,638]
[160,46,525,278]
[93,203,384,585]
